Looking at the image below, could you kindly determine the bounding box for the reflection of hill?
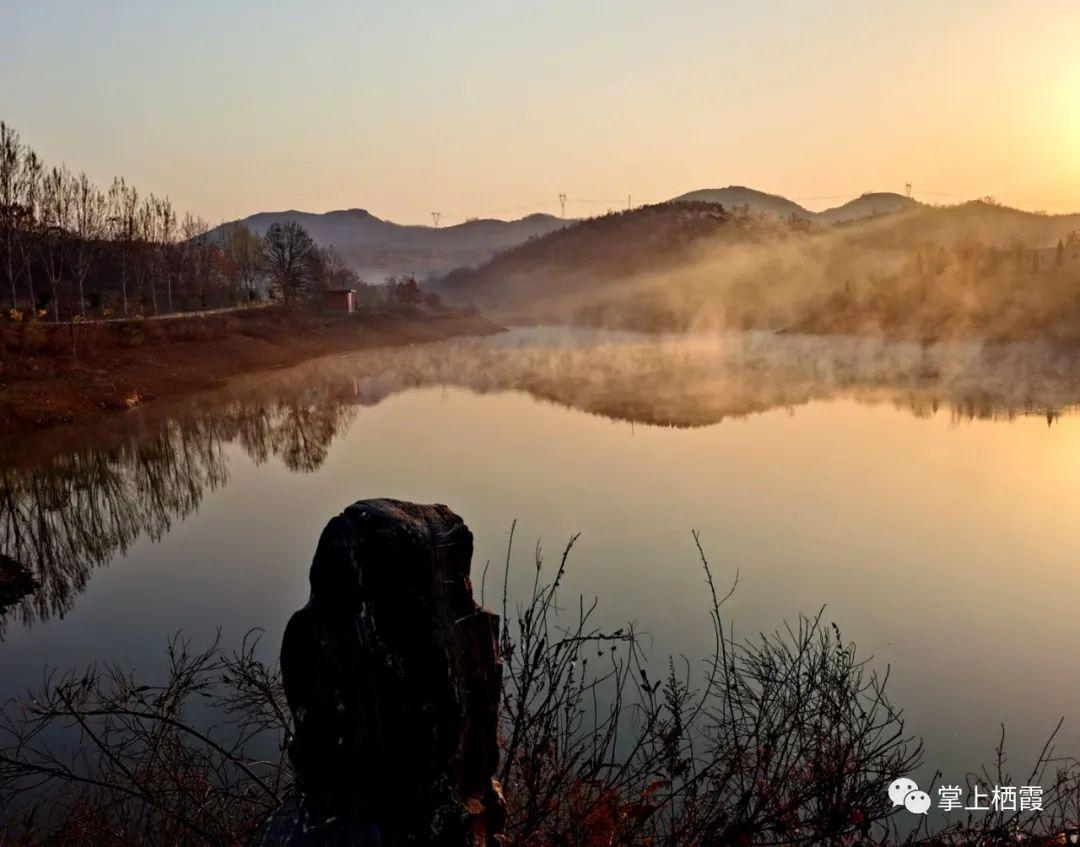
[5,329,1080,630]
[319,329,1080,427]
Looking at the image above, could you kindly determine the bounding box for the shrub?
[1,535,1077,845]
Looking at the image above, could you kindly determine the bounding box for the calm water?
[5,327,1080,791]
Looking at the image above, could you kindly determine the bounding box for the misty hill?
[212,209,569,281]
[840,198,1080,247]
[437,201,766,329]
[670,186,920,224]
[436,198,1080,340]
[816,192,918,224]
[670,186,814,220]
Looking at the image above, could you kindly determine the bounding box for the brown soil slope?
[0,307,502,431]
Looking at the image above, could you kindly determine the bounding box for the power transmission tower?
[627,194,632,210]
[905,183,912,199]
[431,211,441,227]
[558,193,567,218]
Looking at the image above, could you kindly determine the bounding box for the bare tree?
[222,222,263,302]
[0,122,22,309]
[262,221,315,309]
[156,196,177,312]
[108,177,139,317]
[0,124,216,318]
[181,213,215,309]
[15,148,43,312]
[41,166,73,322]
[136,195,158,314]
[71,172,106,317]
[316,245,357,292]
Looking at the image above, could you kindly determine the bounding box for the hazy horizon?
[214,187,1080,227]
[3,0,1080,226]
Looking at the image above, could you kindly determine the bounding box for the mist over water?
[4,327,1080,801]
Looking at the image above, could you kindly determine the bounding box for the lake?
[4,326,1080,793]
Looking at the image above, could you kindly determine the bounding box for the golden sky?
[2,0,1078,224]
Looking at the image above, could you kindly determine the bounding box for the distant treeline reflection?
[4,329,1080,630]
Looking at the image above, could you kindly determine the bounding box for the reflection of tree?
[5,329,1080,633]
[0,422,228,629]
[0,395,356,631]
[268,401,353,472]
[223,397,356,473]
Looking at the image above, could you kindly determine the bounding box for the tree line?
[0,122,360,321]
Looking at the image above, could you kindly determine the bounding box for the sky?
[2,0,1079,226]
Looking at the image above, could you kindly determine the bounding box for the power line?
[421,201,555,224]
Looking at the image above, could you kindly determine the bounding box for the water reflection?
[0,393,357,630]
[4,327,1080,630]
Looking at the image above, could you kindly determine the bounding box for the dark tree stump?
[0,553,38,614]
[255,499,505,846]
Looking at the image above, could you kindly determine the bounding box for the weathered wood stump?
[255,499,505,846]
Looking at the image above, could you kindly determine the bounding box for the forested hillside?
[436,198,1080,341]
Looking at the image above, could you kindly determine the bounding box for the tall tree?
[156,197,177,312]
[315,246,357,291]
[181,214,214,308]
[262,221,315,309]
[71,172,106,317]
[136,196,158,314]
[1,123,213,317]
[222,223,263,302]
[41,166,74,321]
[108,177,139,316]
[16,149,43,312]
[0,122,21,309]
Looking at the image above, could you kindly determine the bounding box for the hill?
[211,209,569,281]
[669,186,920,224]
[816,192,918,224]
[435,198,1080,340]
[437,201,775,330]
[836,198,1080,246]
[670,186,814,220]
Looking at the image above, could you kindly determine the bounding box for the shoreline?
[0,307,504,433]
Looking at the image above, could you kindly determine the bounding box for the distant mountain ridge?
[669,186,919,223]
[213,188,922,281]
[219,187,1075,283]
[211,208,570,280]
